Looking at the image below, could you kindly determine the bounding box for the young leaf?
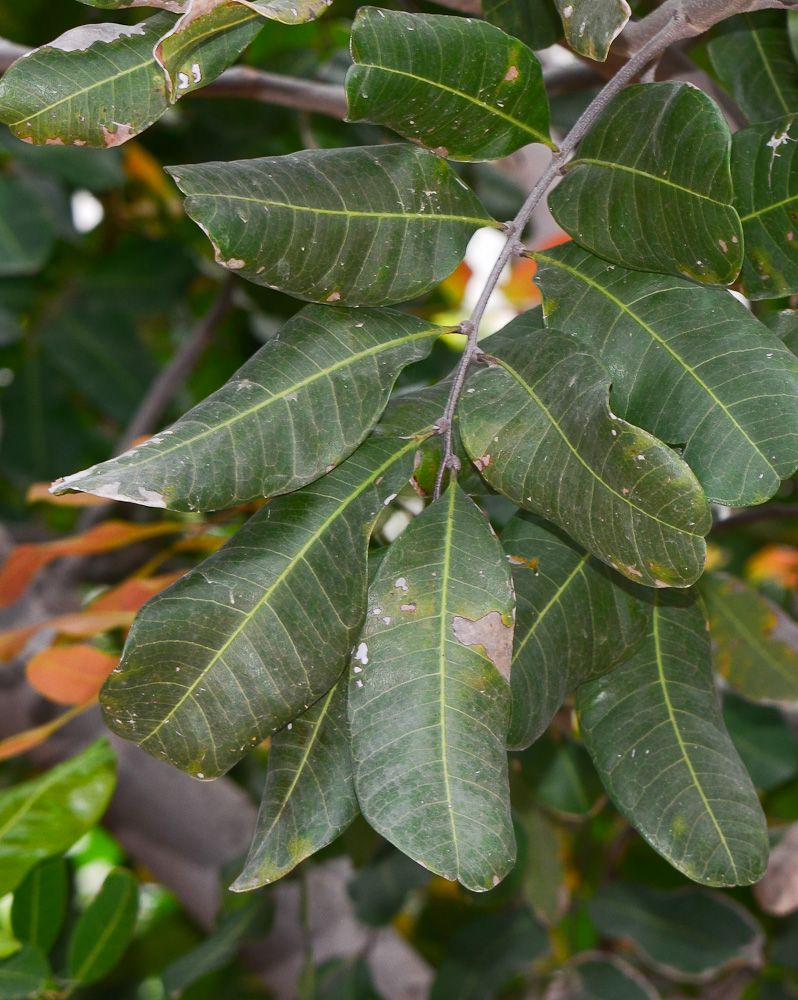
[708,11,798,125]
[0,178,55,277]
[346,9,553,160]
[167,145,496,306]
[0,13,176,147]
[0,739,116,896]
[101,436,419,778]
[700,570,798,706]
[502,512,650,749]
[0,946,50,1000]
[732,113,798,299]
[232,679,357,889]
[549,954,661,1000]
[577,591,769,887]
[553,0,630,61]
[459,321,710,588]
[68,868,138,985]
[26,645,119,705]
[349,483,516,891]
[549,82,743,285]
[587,884,764,981]
[482,0,562,52]
[51,306,445,511]
[534,243,798,506]
[10,858,68,953]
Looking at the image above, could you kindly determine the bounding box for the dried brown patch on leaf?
[452,610,513,682]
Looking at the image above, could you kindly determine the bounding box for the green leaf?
[239,0,333,24]
[0,178,55,277]
[0,946,50,1000]
[349,483,516,891]
[459,319,710,588]
[347,849,431,926]
[587,883,764,981]
[761,307,798,347]
[346,9,553,160]
[502,512,650,749]
[551,954,661,1000]
[10,858,68,953]
[316,957,385,1000]
[700,570,798,705]
[231,679,358,889]
[52,305,444,511]
[553,0,630,61]
[0,13,176,148]
[534,243,798,506]
[577,591,769,887]
[732,113,798,299]
[0,739,116,897]
[166,145,496,306]
[723,692,798,791]
[515,803,567,925]
[549,82,742,285]
[482,0,562,52]
[430,908,548,1000]
[708,11,798,125]
[101,436,419,778]
[75,0,186,8]
[517,736,604,819]
[68,868,138,985]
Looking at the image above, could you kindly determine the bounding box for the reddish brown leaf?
[26,645,120,704]
[0,701,95,761]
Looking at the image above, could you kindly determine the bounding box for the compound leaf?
[52,305,445,512]
[553,0,630,61]
[459,319,710,588]
[349,483,516,891]
[550,82,742,285]
[534,243,798,506]
[346,9,553,160]
[167,145,496,306]
[577,591,769,887]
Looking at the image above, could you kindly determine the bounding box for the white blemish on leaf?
[394,577,409,592]
[354,642,369,665]
[225,258,245,269]
[451,611,513,683]
[400,603,417,613]
[99,122,136,147]
[46,21,148,53]
[504,65,519,81]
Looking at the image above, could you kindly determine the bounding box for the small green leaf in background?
[459,319,710,588]
[577,591,769,887]
[548,953,661,1000]
[0,945,50,1000]
[348,848,431,926]
[550,82,743,285]
[350,483,516,892]
[167,145,496,306]
[732,113,798,299]
[53,306,445,511]
[346,10,553,160]
[701,570,798,705]
[502,511,650,749]
[10,857,68,953]
[0,177,56,277]
[534,243,798,506]
[587,883,764,981]
[316,956,385,1000]
[708,11,798,125]
[761,308,798,349]
[430,908,549,1000]
[553,0,630,61]
[482,0,562,52]
[240,0,334,24]
[232,679,358,889]
[514,803,567,925]
[68,868,138,985]
[723,692,798,791]
[0,12,177,147]
[0,738,116,897]
[517,736,604,820]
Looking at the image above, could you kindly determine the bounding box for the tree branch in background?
[195,66,349,119]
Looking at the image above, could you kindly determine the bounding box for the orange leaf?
[0,623,39,661]
[90,572,185,613]
[27,645,119,704]
[0,519,185,607]
[0,701,95,761]
[747,544,798,589]
[0,610,136,663]
[27,483,111,507]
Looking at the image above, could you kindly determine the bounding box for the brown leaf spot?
[225,258,245,269]
[99,122,136,147]
[326,290,341,302]
[432,146,449,158]
[718,238,728,253]
[504,65,519,81]
[474,453,491,472]
[451,611,512,682]
[400,603,417,613]
[44,137,66,146]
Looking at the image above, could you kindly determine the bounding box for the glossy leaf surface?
[482,0,562,51]
[10,858,68,953]
[350,483,516,891]
[550,82,742,284]
[168,145,495,306]
[701,570,798,705]
[732,114,798,299]
[52,306,444,511]
[232,679,357,889]
[0,13,176,147]
[102,437,418,778]
[459,320,710,588]
[502,512,650,749]
[577,592,768,887]
[0,739,116,897]
[534,243,798,505]
[347,9,553,160]
[553,0,630,61]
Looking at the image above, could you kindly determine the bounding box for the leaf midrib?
[438,484,461,874]
[746,13,790,115]
[72,877,134,982]
[511,551,591,664]
[739,191,798,222]
[569,157,730,207]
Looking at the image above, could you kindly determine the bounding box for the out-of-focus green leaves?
[550,82,742,285]
[723,693,798,791]
[548,954,661,1000]
[0,739,116,897]
[168,146,496,306]
[517,736,604,820]
[552,0,630,61]
[0,946,50,1000]
[587,883,764,980]
[68,868,138,985]
[514,803,567,925]
[10,858,68,953]
[0,177,56,276]
[316,957,386,1000]
[348,849,431,926]
[346,10,553,160]
[482,0,561,51]
[577,592,769,887]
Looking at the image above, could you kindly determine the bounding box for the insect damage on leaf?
[451,611,513,682]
